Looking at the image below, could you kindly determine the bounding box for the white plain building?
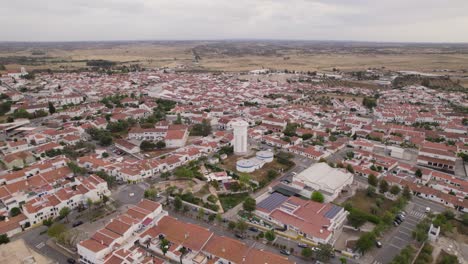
[232,120,249,155]
[292,163,354,202]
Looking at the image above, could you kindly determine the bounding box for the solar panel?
[324,205,343,219]
[257,192,289,212]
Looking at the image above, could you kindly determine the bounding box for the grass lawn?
[345,190,396,217]
[218,192,249,211]
[220,155,290,183]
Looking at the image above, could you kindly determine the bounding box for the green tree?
[10,207,21,217]
[160,238,170,256]
[403,185,412,200]
[156,140,166,149]
[316,243,334,262]
[190,119,212,136]
[144,188,158,200]
[0,234,9,245]
[390,185,401,195]
[197,208,205,219]
[267,169,278,180]
[48,102,56,114]
[174,196,183,211]
[59,207,71,223]
[340,256,348,264]
[355,232,376,254]
[140,140,156,151]
[243,197,256,213]
[346,164,354,173]
[379,179,389,193]
[228,221,236,230]
[311,191,325,203]
[264,230,276,242]
[236,220,248,233]
[415,169,422,178]
[368,174,378,186]
[174,166,194,179]
[301,247,313,259]
[178,246,188,264]
[47,223,66,238]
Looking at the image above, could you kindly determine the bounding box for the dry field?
[1,41,468,76]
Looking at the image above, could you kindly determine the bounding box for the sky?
[1,0,468,42]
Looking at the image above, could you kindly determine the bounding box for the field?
[345,190,396,217]
[218,193,249,211]
[1,41,468,85]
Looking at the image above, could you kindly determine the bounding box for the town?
[0,64,466,264]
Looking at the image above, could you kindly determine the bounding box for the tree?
[356,232,376,254]
[267,169,278,180]
[243,197,256,213]
[43,218,54,227]
[47,223,66,238]
[174,113,183,124]
[140,140,156,151]
[0,234,9,245]
[59,207,71,223]
[178,246,188,264]
[340,256,348,264]
[403,185,412,200]
[197,208,205,219]
[390,185,401,195]
[379,179,389,193]
[174,166,194,179]
[160,238,170,256]
[156,140,166,149]
[10,207,21,217]
[144,188,158,200]
[311,191,325,203]
[346,164,354,174]
[316,243,334,262]
[301,247,313,259]
[264,230,276,242]
[415,169,422,178]
[174,196,183,211]
[228,221,236,230]
[48,102,56,114]
[368,174,378,186]
[462,213,468,226]
[236,220,248,233]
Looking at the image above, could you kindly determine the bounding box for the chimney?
[320,229,323,234]
[222,248,225,253]
[101,240,104,245]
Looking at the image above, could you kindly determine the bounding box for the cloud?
[0,0,467,42]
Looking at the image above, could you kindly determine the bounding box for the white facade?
[232,120,248,155]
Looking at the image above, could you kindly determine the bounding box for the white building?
[292,163,354,202]
[232,120,248,155]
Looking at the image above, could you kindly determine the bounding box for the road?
[370,197,447,264]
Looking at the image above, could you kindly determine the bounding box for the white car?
[129,193,135,197]
[425,207,431,213]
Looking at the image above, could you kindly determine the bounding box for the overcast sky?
[1,0,468,42]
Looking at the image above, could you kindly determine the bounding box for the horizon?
[2,0,468,43]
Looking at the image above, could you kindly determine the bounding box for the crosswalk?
[372,260,382,264]
[36,242,45,249]
[408,210,425,219]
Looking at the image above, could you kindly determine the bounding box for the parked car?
[297,243,308,248]
[394,221,399,226]
[395,218,403,224]
[235,233,246,239]
[425,207,431,213]
[280,249,291,256]
[67,258,76,264]
[376,241,383,248]
[72,221,83,227]
[248,227,259,232]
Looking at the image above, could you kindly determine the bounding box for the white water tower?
[232,120,249,155]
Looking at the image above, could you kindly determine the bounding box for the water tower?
[232,120,249,155]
